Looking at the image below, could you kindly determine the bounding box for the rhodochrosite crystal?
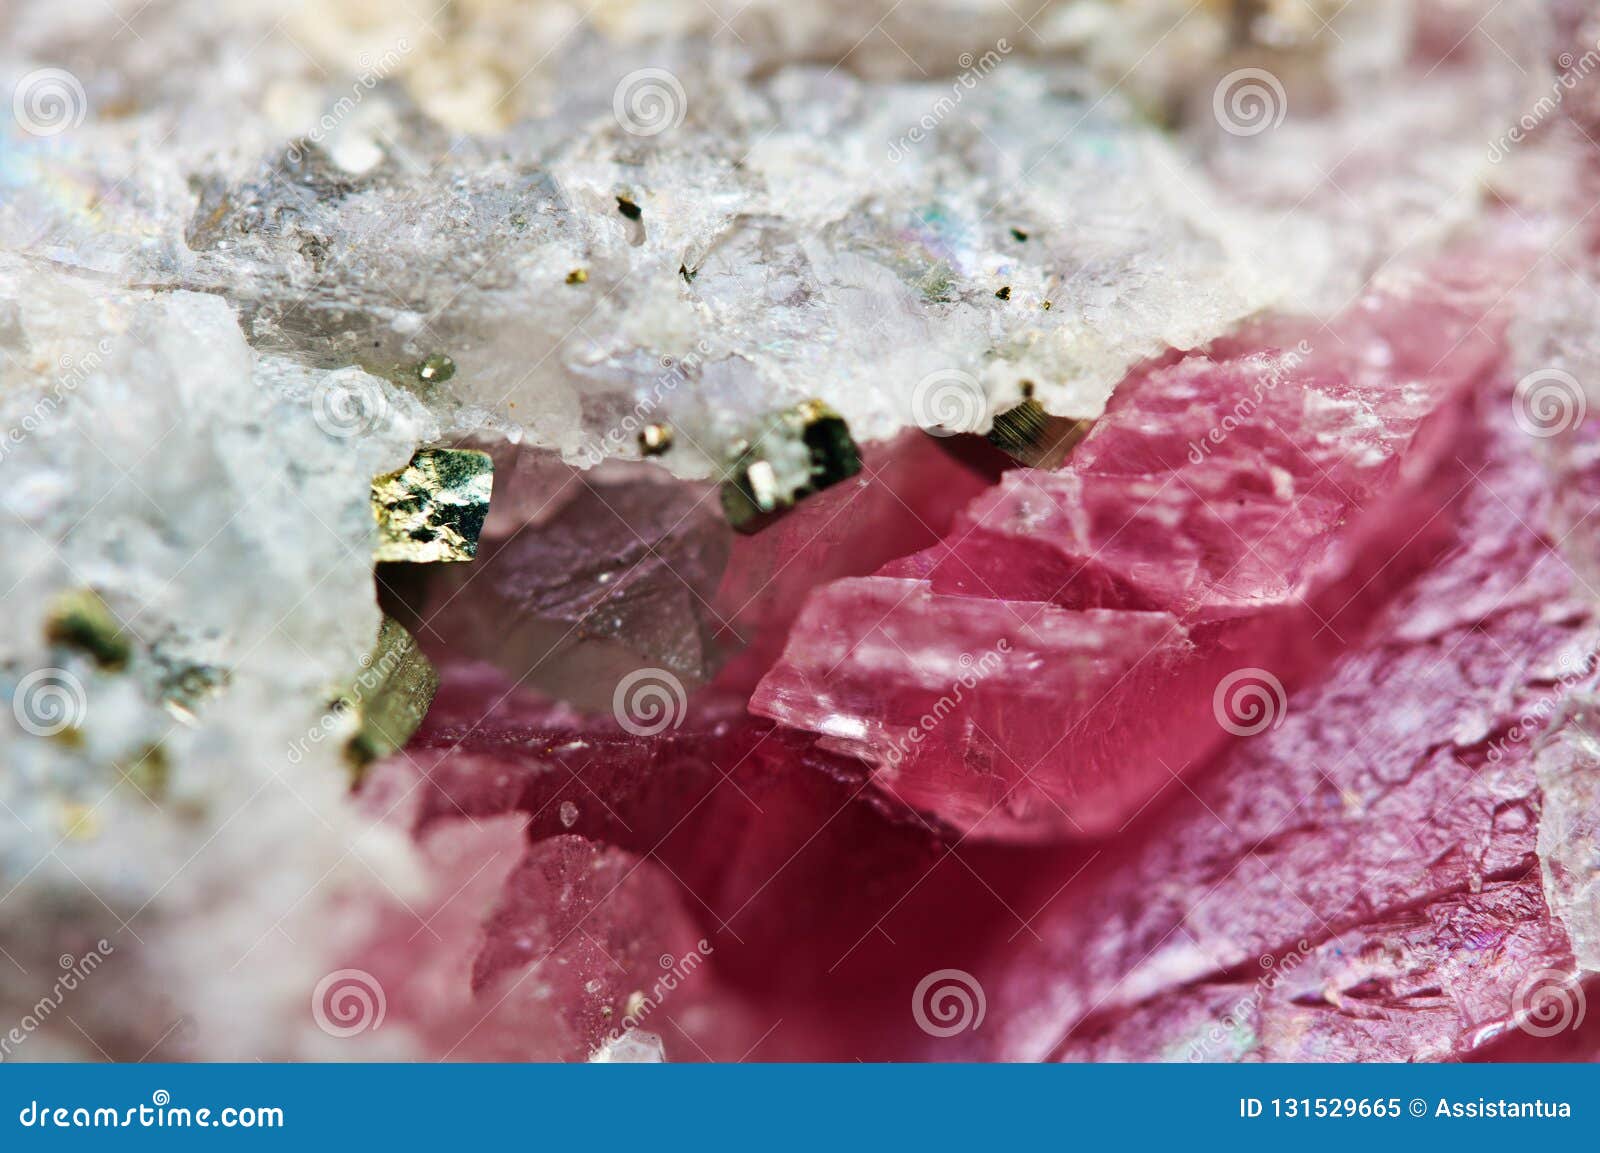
[751,270,1503,840]
[4,0,1600,1067]
[981,404,1600,1063]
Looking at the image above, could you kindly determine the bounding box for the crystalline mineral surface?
[2,0,1599,1066]
[751,268,1505,840]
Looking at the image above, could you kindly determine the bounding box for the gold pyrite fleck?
[371,448,494,564]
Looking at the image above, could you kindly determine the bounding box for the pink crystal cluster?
[355,236,1600,1063]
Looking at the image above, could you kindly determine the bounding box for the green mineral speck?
[417,353,456,383]
[1010,227,1029,242]
[45,588,130,670]
[616,196,643,221]
[160,664,230,725]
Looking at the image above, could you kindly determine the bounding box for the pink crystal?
[966,407,1600,1061]
[751,272,1506,840]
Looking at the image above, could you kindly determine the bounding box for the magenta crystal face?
[7,0,1600,1071]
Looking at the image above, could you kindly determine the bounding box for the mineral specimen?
[1,0,1595,1070]
[341,616,439,771]
[382,366,1598,1063]
[982,397,1087,469]
[720,402,863,533]
[44,588,130,671]
[371,448,494,564]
